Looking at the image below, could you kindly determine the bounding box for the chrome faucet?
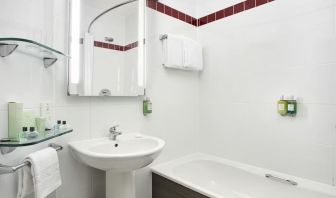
[109,125,122,141]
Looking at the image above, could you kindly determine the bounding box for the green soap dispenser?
[287,96,297,116]
[277,95,288,116]
[143,97,152,116]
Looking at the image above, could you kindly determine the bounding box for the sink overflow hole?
[115,144,118,147]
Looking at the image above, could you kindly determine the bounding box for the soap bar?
[8,102,23,140]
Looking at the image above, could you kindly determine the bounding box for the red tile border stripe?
[147,0,198,26]
[94,41,138,52]
[146,0,275,27]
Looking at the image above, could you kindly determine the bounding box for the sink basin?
[68,133,165,172]
[69,133,165,198]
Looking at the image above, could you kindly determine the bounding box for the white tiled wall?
[1,0,336,197]
[198,0,336,185]
[0,1,200,198]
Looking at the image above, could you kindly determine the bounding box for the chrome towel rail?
[159,34,168,41]
[0,143,63,175]
[265,174,298,186]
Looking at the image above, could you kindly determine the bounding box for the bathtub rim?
[151,153,336,198]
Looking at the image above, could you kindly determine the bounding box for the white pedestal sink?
[68,133,165,198]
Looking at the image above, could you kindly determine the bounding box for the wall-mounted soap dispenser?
[287,96,297,116]
[143,96,152,116]
[277,95,297,117]
[277,96,288,116]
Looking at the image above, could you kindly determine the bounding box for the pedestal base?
[106,171,135,198]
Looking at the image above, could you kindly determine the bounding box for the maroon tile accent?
[186,15,192,25]
[215,9,225,20]
[245,0,256,10]
[94,41,138,52]
[198,16,208,26]
[191,17,198,26]
[147,0,156,10]
[256,0,268,6]
[207,13,216,24]
[157,2,165,13]
[234,2,245,14]
[224,6,234,17]
[171,8,179,19]
[108,44,115,50]
[178,12,186,22]
[97,42,102,48]
[146,0,276,26]
[165,5,172,16]
[102,43,108,48]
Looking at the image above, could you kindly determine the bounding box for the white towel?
[17,164,34,198]
[17,148,62,198]
[162,34,184,68]
[183,38,203,71]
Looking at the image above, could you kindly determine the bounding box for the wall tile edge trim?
[146,0,275,27]
[94,41,138,51]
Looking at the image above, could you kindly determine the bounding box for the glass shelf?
[0,37,69,68]
[0,128,73,147]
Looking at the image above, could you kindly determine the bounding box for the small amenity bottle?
[60,121,68,131]
[287,96,297,116]
[54,120,62,131]
[277,95,288,116]
[19,127,28,141]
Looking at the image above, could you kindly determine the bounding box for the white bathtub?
[151,153,336,198]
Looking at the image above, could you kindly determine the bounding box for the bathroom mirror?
[68,0,145,96]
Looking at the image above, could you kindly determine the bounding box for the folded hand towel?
[162,34,184,68]
[183,38,203,71]
[17,164,34,198]
[17,148,62,198]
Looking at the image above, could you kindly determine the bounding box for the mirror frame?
[67,0,146,96]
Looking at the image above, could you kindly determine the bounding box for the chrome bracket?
[43,57,58,68]
[0,43,18,57]
[159,34,168,41]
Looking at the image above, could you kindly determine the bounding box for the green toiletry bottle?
[8,102,23,140]
[143,97,152,116]
[287,96,297,116]
[277,96,288,116]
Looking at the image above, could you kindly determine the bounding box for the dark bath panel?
[152,173,209,198]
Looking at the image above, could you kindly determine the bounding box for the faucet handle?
[109,125,119,133]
